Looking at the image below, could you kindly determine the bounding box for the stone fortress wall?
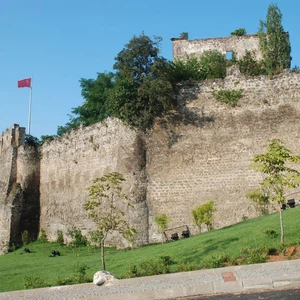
[0,125,40,254]
[171,34,263,61]
[1,35,300,253]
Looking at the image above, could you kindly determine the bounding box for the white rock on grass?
[93,271,117,286]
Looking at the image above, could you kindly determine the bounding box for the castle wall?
[0,125,27,254]
[145,69,300,242]
[2,70,300,252]
[171,35,262,60]
[39,118,148,248]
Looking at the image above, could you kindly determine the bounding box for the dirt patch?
[267,245,300,263]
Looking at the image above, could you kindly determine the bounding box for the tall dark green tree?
[109,33,176,131]
[258,4,291,75]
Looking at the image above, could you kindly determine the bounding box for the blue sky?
[1,0,299,138]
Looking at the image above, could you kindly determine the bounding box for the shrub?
[21,230,30,246]
[265,229,278,238]
[24,276,49,289]
[56,230,64,245]
[127,256,173,277]
[240,247,269,264]
[67,228,88,249]
[192,201,217,232]
[38,228,48,244]
[199,50,226,79]
[246,189,269,216]
[179,32,189,39]
[169,56,207,83]
[238,51,267,76]
[231,28,247,36]
[204,254,231,269]
[212,89,243,107]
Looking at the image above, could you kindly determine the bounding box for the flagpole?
[27,76,32,135]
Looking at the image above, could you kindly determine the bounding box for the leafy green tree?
[84,172,135,270]
[192,201,216,232]
[250,139,300,244]
[199,50,226,79]
[109,33,176,131]
[57,73,114,136]
[258,4,291,75]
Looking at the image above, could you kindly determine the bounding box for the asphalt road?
[175,287,300,299]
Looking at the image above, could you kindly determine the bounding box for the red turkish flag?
[18,78,31,88]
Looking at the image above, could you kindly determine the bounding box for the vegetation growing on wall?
[237,50,267,76]
[199,50,226,79]
[231,28,247,36]
[258,4,291,75]
[212,89,243,107]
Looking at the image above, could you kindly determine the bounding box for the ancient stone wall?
[39,118,148,248]
[171,35,262,60]
[1,69,300,253]
[145,69,300,242]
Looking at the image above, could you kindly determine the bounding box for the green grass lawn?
[0,207,299,293]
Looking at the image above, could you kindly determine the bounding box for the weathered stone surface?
[171,34,263,61]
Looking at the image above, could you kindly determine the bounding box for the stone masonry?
[1,38,300,253]
[171,34,262,60]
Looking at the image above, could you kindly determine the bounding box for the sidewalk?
[1,259,300,300]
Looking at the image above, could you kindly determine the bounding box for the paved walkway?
[1,259,300,300]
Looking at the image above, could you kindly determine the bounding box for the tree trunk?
[279,203,284,245]
[101,237,106,270]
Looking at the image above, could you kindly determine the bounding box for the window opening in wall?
[226,51,233,60]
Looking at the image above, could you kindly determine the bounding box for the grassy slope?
[0,207,299,293]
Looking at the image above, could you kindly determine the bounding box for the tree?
[109,33,176,131]
[199,50,226,79]
[250,139,300,244]
[191,201,216,233]
[258,4,291,75]
[154,214,169,243]
[84,172,135,270]
[57,72,114,136]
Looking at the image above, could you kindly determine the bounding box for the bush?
[238,51,267,76]
[127,256,173,277]
[231,28,247,36]
[67,228,88,249]
[21,230,30,246]
[204,254,231,269]
[199,50,226,79]
[212,89,243,107]
[169,56,207,83]
[56,230,64,245]
[246,189,269,216]
[265,229,278,238]
[240,247,269,264]
[24,276,49,289]
[38,228,48,244]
